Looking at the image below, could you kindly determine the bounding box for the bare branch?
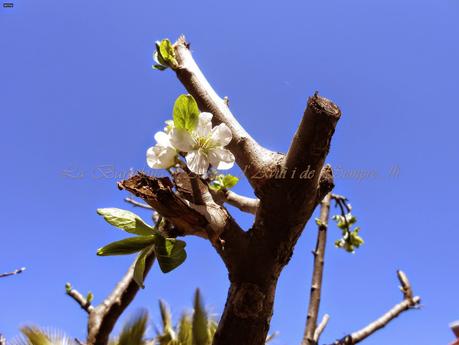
[302,193,332,345]
[0,266,26,278]
[124,197,153,210]
[224,190,259,215]
[329,271,421,345]
[314,314,330,343]
[173,36,281,190]
[0,334,6,345]
[86,251,156,345]
[66,284,94,313]
[210,188,259,215]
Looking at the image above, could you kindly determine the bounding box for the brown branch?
[329,271,421,345]
[0,267,25,278]
[286,92,341,172]
[86,251,156,345]
[173,36,282,190]
[0,334,6,345]
[124,197,153,210]
[66,284,94,313]
[302,193,332,345]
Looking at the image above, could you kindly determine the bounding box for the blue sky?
[1,0,458,344]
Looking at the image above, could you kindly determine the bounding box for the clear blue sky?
[1,0,458,344]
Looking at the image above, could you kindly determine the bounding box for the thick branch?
[302,193,332,345]
[286,92,341,171]
[120,172,248,273]
[66,285,94,313]
[330,271,421,345]
[173,36,281,190]
[119,173,209,238]
[86,252,155,345]
[0,267,25,278]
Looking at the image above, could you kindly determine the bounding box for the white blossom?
[146,131,177,169]
[170,112,235,175]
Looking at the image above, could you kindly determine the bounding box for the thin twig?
[124,197,153,210]
[302,193,332,345]
[0,267,26,278]
[66,284,94,313]
[314,314,330,342]
[224,190,259,214]
[329,271,421,345]
[86,249,156,345]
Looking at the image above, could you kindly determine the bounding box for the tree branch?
[86,251,156,345]
[329,271,421,345]
[302,193,332,345]
[314,314,330,343]
[173,36,282,190]
[124,197,153,210]
[224,190,259,214]
[0,267,25,278]
[66,284,94,313]
[209,188,259,215]
[286,92,341,172]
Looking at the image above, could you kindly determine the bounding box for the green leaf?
[210,174,239,191]
[159,39,176,66]
[117,310,149,345]
[154,236,187,273]
[97,208,154,236]
[97,236,156,256]
[133,246,155,288]
[192,289,210,345]
[153,63,168,71]
[221,174,239,189]
[177,313,193,345]
[20,327,53,345]
[86,292,94,303]
[173,94,200,131]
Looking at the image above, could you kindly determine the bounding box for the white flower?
[170,112,235,175]
[146,131,177,169]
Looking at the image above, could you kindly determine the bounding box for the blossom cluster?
[146,95,235,175]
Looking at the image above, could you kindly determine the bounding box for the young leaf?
[20,327,53,345]
[173,94,200,131]
[221,174,239,189]
[154,236,187,273]
[97,208,154,236]
[177,313,193,345]
[117,310,149,345]
[97,236,156,256]
[159,39,176,66]
[133,246,155,288]
[192,289,210,345]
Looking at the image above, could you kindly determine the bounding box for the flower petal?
[210,123,232,147]
[146,145,176,169]
[208,147,235,170]
[154,131,171,147]
[170,128,195,152]
[195,112,213,137]
[186,149,209,175]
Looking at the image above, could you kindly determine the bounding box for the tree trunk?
[213,276,279,345]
